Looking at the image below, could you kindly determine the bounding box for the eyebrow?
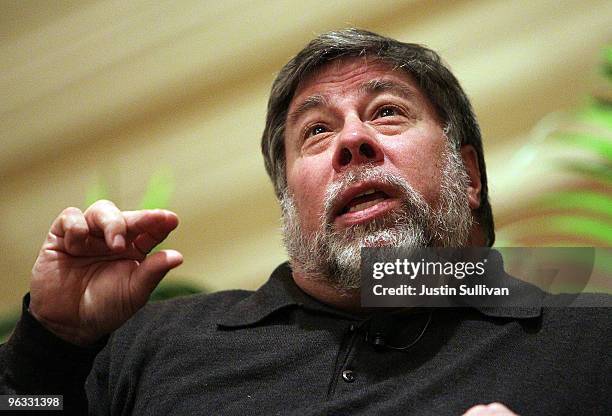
[286,78,416,125]
[358,79,416,102]
[287,94,329,125]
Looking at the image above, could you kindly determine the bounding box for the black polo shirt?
[1,262,610,415]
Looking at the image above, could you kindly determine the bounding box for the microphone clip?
[363,310,433,352]
[365,331,387,351]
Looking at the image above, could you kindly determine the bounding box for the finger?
[123,210,179,250]
[50,207,85,237]
[132,232,161,256]
[49,207,90,254]
[61,208,89,253]
[84,200,127,251]
[129,250,183,308]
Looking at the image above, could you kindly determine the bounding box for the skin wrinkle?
[358,79,417,106]
[287,95,329,126]
[288,79,418,128]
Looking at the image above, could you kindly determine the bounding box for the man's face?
[281,57,473,288]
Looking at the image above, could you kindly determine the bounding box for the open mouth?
[339,189,391,215]
[333,183,399,226]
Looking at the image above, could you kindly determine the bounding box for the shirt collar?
[218,262,357,328]
[217,262,298,328]
[474,305,542,319]
[471,249,543,319]
[218,256,542,328]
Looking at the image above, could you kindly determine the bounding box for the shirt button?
[342,369,356,383]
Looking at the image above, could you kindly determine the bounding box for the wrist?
[27,306,101,347]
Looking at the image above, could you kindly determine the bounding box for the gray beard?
[280,144,473,292]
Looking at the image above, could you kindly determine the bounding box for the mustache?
[322,165,427,226]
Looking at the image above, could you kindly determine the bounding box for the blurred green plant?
[494,47,611,293]
[0,312,20,343]
[0,168,204,342]
[495,46,612,246]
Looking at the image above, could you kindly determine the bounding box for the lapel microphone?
[363,310,433,352]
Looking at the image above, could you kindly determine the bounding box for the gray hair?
[261,28,495,246]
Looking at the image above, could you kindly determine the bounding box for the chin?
[362,216,426,245]
[361,234,398,247]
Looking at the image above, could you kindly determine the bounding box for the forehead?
[290,56,420,108]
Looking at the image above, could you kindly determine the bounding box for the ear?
[460,145,482,210]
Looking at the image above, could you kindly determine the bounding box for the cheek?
[286,155,332,231]
[384,131,447,203]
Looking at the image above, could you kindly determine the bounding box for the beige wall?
[1,0,611,315]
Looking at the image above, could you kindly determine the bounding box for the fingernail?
[162,250,183,265]
[113,235,125,249]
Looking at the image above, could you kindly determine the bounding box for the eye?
[306,124,328,138]
[375,106,400,119]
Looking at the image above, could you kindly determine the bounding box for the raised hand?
[29,200,183,346]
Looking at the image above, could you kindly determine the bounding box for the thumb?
[130,249,183,308]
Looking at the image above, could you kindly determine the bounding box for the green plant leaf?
[560,161,612,185]
[0,312,19,343]
[604,45,612,66]
[576,99,612,130]
[550,132,612,160]
[602,46,612,80]
[535,191,612,218]
[139,168,174,210]
[539,216,612,245]
[149,281,203,302]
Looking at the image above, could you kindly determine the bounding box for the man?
[1,29,609,415]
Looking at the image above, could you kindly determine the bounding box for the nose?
[332,119,384,172]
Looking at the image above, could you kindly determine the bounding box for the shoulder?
[538,293,611,347]
[114,289,254,341]
[144,289,252,318]
[541,292,611,322]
